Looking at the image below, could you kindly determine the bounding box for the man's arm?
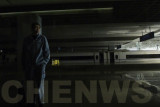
[43,36,50,65]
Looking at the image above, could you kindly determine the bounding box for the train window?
[126,54,160,59]
[51,56,94,60]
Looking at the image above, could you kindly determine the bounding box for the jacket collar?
[32,33,41,40]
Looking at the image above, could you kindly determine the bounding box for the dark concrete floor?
[1,64,160,107]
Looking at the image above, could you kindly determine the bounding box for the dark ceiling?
[1,0,160,23]
[1,0,160,50]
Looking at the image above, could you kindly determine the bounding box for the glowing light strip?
[0,7,113,15]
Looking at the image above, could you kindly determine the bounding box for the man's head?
[31,22,41,35]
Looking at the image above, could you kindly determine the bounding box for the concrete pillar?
[17,14,42,72]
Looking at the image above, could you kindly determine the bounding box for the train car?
[50,50,160,65]
[50,52,100,65]
[114,50,160,64]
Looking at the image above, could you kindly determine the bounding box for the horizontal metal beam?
[48,37,138,42]
[50,41,130,47]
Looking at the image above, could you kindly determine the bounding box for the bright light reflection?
[123,47,158,51]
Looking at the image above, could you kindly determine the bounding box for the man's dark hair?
[32,22,40,29]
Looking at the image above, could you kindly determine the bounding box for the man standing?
[22,22,50,107]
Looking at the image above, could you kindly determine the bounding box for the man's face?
[32,25,40,34]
